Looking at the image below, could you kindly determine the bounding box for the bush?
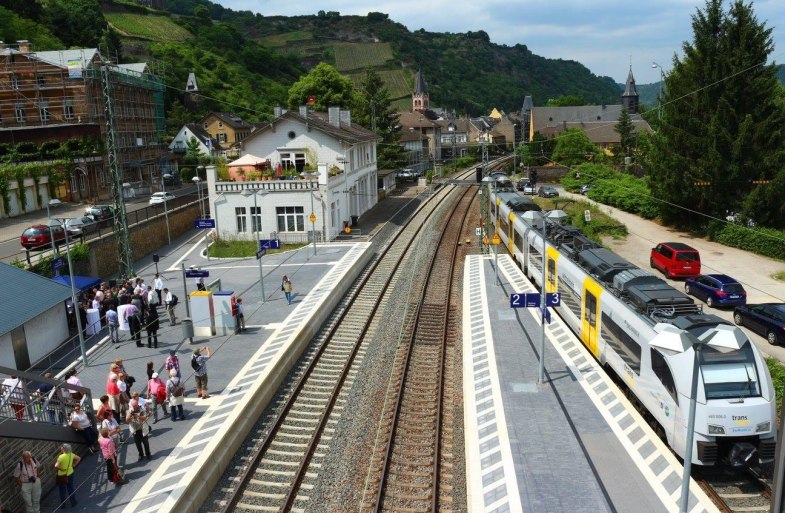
[560,164,659,219]
[707,222,785,261]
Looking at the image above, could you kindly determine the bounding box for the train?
[488,186,777,467]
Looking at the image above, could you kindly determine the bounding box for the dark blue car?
[684,274,746,308]
[734,304,785,345]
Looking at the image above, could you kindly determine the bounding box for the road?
[0,184,202,263]
[556,187,785,361]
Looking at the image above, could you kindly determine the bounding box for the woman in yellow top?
[54,444,81,508]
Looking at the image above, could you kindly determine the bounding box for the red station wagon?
[650,242,701,279]
[20,224,66,250]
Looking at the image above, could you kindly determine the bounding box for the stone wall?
[88,203,202,278]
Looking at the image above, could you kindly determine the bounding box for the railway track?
[360,180,474,512]
[211,169,479,513]
[696,468,771,513]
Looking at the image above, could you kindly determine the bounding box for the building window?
[11,75,19,90]
[64,98,74,120]
[217,133,227,143]
[39,101,50,122]
[235,207,247,233]
[15,103,25,123]
[276,206,305,232]
[250,206,261,232]
[37,74,45,87]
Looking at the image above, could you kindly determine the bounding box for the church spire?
[412,70,429,112]
[621,66,639,114]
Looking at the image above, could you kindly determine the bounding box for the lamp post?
[512,123,518,174]
[50,218,87,365]
[242,188,269,302]
[45,199,62,255]
[300,171,319,255]
[193,175,204,218]
[652,62,665,120]
[161,175,171,246]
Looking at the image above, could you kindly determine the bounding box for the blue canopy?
[52,274,101,292]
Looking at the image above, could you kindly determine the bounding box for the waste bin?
[351,215,359,227]
[181,318,194,342]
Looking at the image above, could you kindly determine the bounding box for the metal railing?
[0,366,93,427]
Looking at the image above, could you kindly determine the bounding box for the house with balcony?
[201,112,254,159]
[169,123,219,157]
[206,106,380,243]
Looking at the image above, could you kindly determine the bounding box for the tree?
[551,128,601,166]
[43,0,106,48]
[645,0,785,227]
[614,108,635,163]
[546,95,586,106]
[287,63,354,111]
[352,69,404,170]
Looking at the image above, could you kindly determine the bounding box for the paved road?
[556,187,785,361]
[0,184,201,262]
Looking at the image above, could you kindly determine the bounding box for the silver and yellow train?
[490,189,776,466]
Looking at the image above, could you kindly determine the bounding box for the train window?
[529,244,541,273]
[584,292,597,327]
[602,313,641,374]
[560,284,582,319]
[651,349,677,401]
[514,231,523,252]
[547,258,556,287]
[699,345,761,399]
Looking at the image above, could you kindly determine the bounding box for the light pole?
[45,199,62,255]
[512,123,518,175]
[652,62,665,120]
[193,175,204,218]
[242,188,269,302]
[50,218,87,365]
[161,175,171,246]
[300,171,319,255]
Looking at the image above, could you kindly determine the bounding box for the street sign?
[545,292,561,307]
[510,292,541,308]
[491,233,501,245]
[195,218,216,229]
[309,213,317,223]
[52,257,65,272]
[256,248,266,259]
[584,210,592,223]
[475,227,482,236]
[344,226,351,234]
[258,239,280,250]
[185,270,210,278]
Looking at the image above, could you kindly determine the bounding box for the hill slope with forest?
[2,0,659,133]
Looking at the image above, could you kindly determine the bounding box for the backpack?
[191,354,200,372]
[170,294,179,306]
[171,379,184,398]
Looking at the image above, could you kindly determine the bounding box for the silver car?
[64,216,97,236]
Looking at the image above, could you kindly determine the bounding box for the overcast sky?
[219,0,784,85]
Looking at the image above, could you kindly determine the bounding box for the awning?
[52,274,101,292]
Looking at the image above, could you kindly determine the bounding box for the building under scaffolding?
[0,40,166,203]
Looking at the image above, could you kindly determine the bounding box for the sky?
[217,0,784,85]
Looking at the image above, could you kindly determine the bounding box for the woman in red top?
[106,368,122,423]
[146,373,168,423]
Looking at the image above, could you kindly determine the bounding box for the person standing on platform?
[127,395,152,461]
[99,428,123,484]
[106,307,119,343]
[65,369,83,404]
[154,273,164,304]
[282,275,293,305]
[236,297,245,333]
[54,444,80,509]
[145,307,160,348]
[125,302,142,347]
[193,347,211,399]
[147,372,168,423]
[166,369,185,421]
[14,450,41,513]
[164,288,176,326]
[146,285,158,311]
[165,350,181,378]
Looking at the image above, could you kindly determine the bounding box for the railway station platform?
[42,239,372,513]
[463,253,720,513]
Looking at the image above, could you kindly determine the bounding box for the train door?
[545,247,559,294]
[508,213,516,256]
[581,279,602,357]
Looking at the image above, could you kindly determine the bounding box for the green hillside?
[105,12,192,41]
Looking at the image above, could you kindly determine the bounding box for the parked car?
[396,169,414,181]
[650,242,701,279]
[63,216,97,237]
[517,180,536,194]
[85,205,115,221]
[733,303,785,345]
[162,173,177,186]
[537,185,559,198]
[580,184,593,195]
[684,274,746,308]
[20,224,66,250]
[149,192,176,206]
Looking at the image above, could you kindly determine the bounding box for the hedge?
[707,222,785,261]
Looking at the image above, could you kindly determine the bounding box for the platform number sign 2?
[510,292,561,308]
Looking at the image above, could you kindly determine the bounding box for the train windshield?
[699,344,760,399]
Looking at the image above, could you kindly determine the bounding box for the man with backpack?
[164,288,178,326]
[191,347,211,399]
[166,369,186,421]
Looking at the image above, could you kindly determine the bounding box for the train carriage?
[490,190,776,466]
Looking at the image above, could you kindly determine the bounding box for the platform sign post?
[492,233,501,286]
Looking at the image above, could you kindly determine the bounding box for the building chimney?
[339,109,351,127]
[299,105,309,118]
[328,106,341,127]
[274,106,283,119]
[16,40,30,53]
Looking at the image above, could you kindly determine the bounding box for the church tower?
[412,70,429,112]
[621,66,639,114]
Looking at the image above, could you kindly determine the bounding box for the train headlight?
[708,424,725,435]
[756,421,771,433]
